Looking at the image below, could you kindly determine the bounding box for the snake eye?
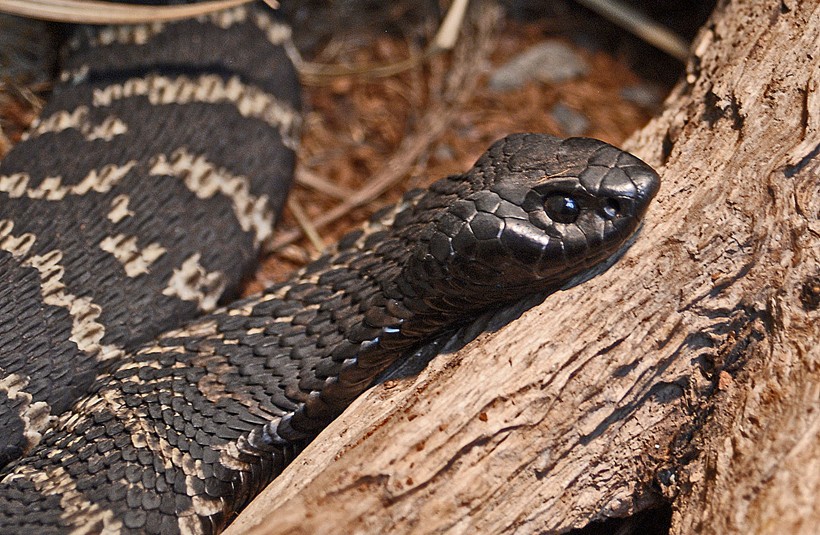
[544,194,580,224]
[603,198,621,219]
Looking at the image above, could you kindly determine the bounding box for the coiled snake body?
[0,3,300,468]
[0,2,659,533]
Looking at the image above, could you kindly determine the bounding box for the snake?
[0,2,660,534]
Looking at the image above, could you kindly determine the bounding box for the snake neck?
[263,176,505,443]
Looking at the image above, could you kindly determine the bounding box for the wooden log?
[228,1,820,533]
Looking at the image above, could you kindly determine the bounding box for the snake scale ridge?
[0,2,660,533]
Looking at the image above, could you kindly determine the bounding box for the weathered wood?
[228,1,820,533]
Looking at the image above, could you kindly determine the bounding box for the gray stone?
[620,84,666,109]
[489,41,589,91]
[551,103,589,136]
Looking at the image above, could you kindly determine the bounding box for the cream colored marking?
[107,194,134,223]
[26,386,212,532]
[201,5,248,28]
[0,220,35,257]
[92,74,300,149]
[0,222,124,362]
[163,254,225,312]
[252,10,292,46]
[190,492,224,518]
[63,5,288,51]
[59,64,89,85]
[92,375,226,530]
[64,5,251,52]
[114,359,163,372]
[185,431,275,526]
[225,284,291,316]
[96,21,165,46]
[0,161,136,201]
[150,148,275,245]
[1,465,123,533]
[133,344,187,357]
[178,514,205,535]
[161,318,220,340]
[67,5,282,48]
[134,318,220,356]
[0,374,55,453]
[215,439,251,471]
[90,116,128,140]
[352,199,410,251]
[99,233,167,277]
[26,106,128,142]
[66,21,165,51]
[24,251,124,361]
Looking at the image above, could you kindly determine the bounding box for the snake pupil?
[544,194,580,224]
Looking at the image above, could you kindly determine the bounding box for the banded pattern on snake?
[0,3,300,467]
[0,2,660,533]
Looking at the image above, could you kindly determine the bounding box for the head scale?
[402,133,660,312]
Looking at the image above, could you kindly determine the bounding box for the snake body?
[0,4,300,467]
[0,2,660,534]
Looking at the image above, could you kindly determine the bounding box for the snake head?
[404,133,660,312]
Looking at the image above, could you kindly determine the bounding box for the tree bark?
[227,1,820,533]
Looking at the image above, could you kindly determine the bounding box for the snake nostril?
[603,198,621,219]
